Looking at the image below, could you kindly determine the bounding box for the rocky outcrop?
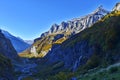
[113,2,120,11]
[40,6,109,38]
[30,46,38,57]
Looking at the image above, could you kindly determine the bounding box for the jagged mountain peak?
[92,5,109,15]
[40,6,109,38]
[94,5,103,12]
[23,6,110,58]
[113,2,120,11]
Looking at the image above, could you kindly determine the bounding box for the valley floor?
[14,61,120,80]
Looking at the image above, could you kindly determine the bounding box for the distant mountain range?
[24,40,34,45]
[1,29,32,53]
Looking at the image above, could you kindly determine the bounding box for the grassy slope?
[77,63,120,80]
[19,34,67,58]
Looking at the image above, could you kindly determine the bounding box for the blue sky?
[0,0,119,40]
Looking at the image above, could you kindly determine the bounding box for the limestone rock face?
[30,46,38,57]
[113,3,120,11]
[40,6,109,38]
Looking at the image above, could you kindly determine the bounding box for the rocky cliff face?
[0,30,18,60]
[45,11,120,71]
[113,3,120,11]
[40,6,109,38]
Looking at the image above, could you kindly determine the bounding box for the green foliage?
[52,61,64,70]
[109,67,118,73]
[0,54,12,69]
[0,54,13,78]
[52,72,67,80]
[91,77,97,80]
[31,61,66,79]
[77,65,120,80]
[85,54,100,70]
[48,72,74,80]
[22,77,34,80]
[54,37,66,44]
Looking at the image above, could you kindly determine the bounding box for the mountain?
[19,6,109,58]
[46,11,120,70]
[113,2,120,11]
[0,30,18,60]
[0,30,19,80]
[24,40,34,45]
[1,29,31,53]
[29,7,120,80]
[40,5,109,38]
[17,3,120,80]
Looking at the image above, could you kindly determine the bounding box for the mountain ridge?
[113,2,120,11]
[1,29,31,53]
[40,6,109,38]
[0,30,19,79]
[7,3,120,80]
[30,9,120,80]
[20,6,109,58]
